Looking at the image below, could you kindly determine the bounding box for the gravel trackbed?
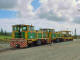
[0,39,80,60]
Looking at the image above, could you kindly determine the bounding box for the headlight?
[30,36,33,38]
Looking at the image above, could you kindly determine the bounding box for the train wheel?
[26,44,31,48]
[16,44,20,48]
[36,40,42,46]
[60,39,64,42]
[56,39,60,43]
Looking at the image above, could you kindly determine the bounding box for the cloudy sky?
[0,0,80,35]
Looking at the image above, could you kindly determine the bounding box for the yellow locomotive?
[10,24,54,48]
[10,24,73,48]
[53,31,73,43]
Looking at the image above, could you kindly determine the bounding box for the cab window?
[62,32,66,34]
[29,26,34,31]
[13,26,22,32]
[22,26,27,31]
[13,26,17,31]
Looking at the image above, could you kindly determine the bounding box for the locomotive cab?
[55,31,73,42]
[12,25,34,38]
[61,31,72,37]
[11,24,35,48]
[39,28,55,44]
[60,31,73,41]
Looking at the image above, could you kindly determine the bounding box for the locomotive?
[10,24,73,48]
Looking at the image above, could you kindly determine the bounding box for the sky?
[0,10,17,18]
[0,0,80,35]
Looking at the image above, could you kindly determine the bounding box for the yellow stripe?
[25,31,28,40]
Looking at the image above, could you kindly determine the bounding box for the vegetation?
[0,35,11,43]
[0,35,11,39]
[0,28,12,43]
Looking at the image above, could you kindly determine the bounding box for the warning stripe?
[10,40,27,48]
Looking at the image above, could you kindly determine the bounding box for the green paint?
[54,33,62,38]
[51,33,55,39]
[38,33,42,39]
[21,32,25,38]
[15,32,20,38]
[43,33,47,38]
[28,32,36,39]
[15,32,25,38]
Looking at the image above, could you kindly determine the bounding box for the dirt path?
[0,40,80,60]
[0,43,10,51]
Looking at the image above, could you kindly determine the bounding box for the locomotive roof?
[40,28,55,30]
[59,31,71,32]
[13,24,34,27]
[55,31,71,33]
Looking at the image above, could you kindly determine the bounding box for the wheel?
[26,45,30,48]
[56,39,60,43]
[36,40,42,46]
[16,44,20,48]
[60,39,64,42]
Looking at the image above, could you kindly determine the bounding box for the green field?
[0,35,12,43]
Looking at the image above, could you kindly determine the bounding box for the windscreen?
[29,26,34,31]
[22,26,27,31]
[13,26,27,32]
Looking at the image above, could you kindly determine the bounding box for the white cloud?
[18,0,36,18]
[35,0,80,23]
[1,0,80,24]
[0,0,18,9]
[40,0,48,3]
[0,0,36,18]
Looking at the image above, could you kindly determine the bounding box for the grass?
[0,35,11,39]
[0,35,12,43]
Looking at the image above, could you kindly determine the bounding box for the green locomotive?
[10,24,55,48]
[10,24,73,48]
